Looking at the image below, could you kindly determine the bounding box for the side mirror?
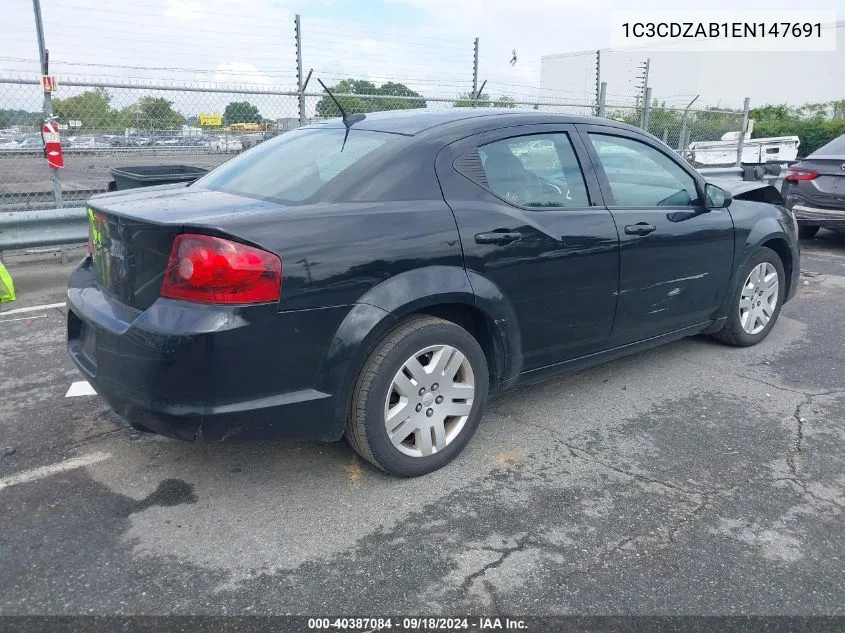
[704,183,732,209]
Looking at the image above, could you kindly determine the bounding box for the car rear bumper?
[66,258,349,442]
[792,204,845,228]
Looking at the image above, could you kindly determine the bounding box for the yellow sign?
[198,113,223,127]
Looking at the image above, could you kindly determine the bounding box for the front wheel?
[345,315,489,477]
[712,247,785,347]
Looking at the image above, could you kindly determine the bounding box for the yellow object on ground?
[0,261,15,303]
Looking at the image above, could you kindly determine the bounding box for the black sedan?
[782,133,845,238]
[67,109,800,476]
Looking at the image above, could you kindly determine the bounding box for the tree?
[315,79,426,117]
[453,92,491,108]
[137,97,184,130]
[750,101,845,156]
[224,101,261,124]
[492,96,517,108]
[53,88,117,131]
[0,108,41,129]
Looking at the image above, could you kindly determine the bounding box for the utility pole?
[594,49,601,116]
[32,0,62,209]
[295,14,305,127]
[472,37,479,98]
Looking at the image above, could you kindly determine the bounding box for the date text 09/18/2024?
[306,617,528,630]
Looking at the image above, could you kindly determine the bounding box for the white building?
[540,27,845,110]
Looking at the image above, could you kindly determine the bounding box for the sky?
[0,0,842,119]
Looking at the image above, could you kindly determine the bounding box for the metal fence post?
[472,37,479,98]
[641,87,652,131]
[295,14,305,127]
[32,0,62,211]
[594,50,601,116]
[736,97,750,167]
[597,82,607,118]
[677,95,699,151]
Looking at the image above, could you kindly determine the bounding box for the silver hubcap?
[739,262,779,335]
[384,344,475,458]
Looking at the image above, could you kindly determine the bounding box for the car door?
[578,124,735,346]
[436,124,620,372]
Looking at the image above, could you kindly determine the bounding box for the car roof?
[305,108,633,136]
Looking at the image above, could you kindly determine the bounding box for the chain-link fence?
[0,73,748,212]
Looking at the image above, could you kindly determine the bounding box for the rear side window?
[810,134,845,158]
[196,128,396,203]
[459,133,590,208]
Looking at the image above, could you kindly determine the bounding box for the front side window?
[195,128,397,203]
[469,133,590,208]
[589,134,699,207]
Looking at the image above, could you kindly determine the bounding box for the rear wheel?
[712,247,785,347]
[345,315,489,477]
[798,224,820,239]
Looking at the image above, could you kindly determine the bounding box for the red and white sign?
[42,119,64,169]
[41,75,57,92]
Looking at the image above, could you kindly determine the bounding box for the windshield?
[195,127,395,203]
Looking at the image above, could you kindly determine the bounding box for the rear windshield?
[809,134,845,159]
[195,127,396,203]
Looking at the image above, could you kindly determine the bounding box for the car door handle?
[474,231,522,245]
[624,222,657,236]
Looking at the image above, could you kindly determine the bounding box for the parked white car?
[214,137,243,152]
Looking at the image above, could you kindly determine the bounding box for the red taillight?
[785,169,818,181]
[161,234,281,304]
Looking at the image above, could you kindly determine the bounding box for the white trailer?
[688,128,800,166]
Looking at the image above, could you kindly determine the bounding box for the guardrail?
[698,163,788,185]
[0,164,792,252]
[0,207,88,251]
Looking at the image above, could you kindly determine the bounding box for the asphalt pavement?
[0,234,843,616]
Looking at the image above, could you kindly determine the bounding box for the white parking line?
[0,301,65,316]
[66,381,97,397]
[0,314,48,323]
[0,452,111,492]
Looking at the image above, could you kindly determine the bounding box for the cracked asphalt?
[0,233,843,616]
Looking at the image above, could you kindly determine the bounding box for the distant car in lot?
[71,136,111,151]
[0,139,19,150]
[17,136,44,150]
[214,136,243,152]
[68,110,800,477]
[781,134,845,239]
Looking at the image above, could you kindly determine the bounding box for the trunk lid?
[795,158,845,205]
[87,186,284,310]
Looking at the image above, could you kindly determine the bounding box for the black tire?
[345,315,489,477]
[798,224,820,240]
[712,246,786,347]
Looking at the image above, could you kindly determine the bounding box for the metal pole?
[642,87,652,131]
[735,96,750,167]
[677,94,699,151]
[638,58,650,127]
[472,38,479,98]
[32,0,62,210]
[597,82,607,118]
[295,14,305,127]
[594,50,601,116]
